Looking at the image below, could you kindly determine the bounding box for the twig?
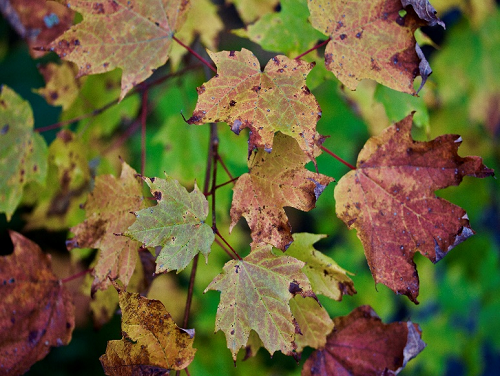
[320,145,356,170]
[217,155,234,180]
[214,237,237,259]
[215,229,242,261]
[61,268,93,284]
[295,38,331,60]
[173,36,217,74]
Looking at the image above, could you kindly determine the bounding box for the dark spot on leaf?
[50,91,58,100]
[396,16,405,26]
[272,56,279,65]
[289,281,303,295]
[153,191,162,200]
[229,100,236,106]
[187,110,205,124]
[92,3,105,13]
[1,124,8,134]
[229,50,235,57]
[252,85,261,93]
[196,85,205,95]
[340,34,347,40]
[302,86,311,95]
[356,31,363,38]
[28,330,39,345]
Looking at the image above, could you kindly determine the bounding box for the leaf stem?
[214,237,237,259]
[61,268,93,284]
[173,36,217,74]
[320,145,356,170]
[217,155,234,180]
[295,38,331,60]
[215,229,242,261]
[140,86,148,175]
[205,176,239,196]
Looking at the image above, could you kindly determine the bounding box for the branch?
[61,268,93,284]
[295,38,331,60]
[320,145,356,170]
[215,229,242,261]
[173,35,217,73]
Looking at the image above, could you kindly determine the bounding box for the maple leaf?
[302,305,426,376]
[67,161,145,292]
[47,0,190,100]
[334,113,494,303]
[205,243,316,361]
[35,61,80,110]
[284,233,356,300]
[0,85,48,221]
[0,231,75,376]
[100,281,196,375]
[1,0,74,58]
[125,174,214,274]
[290,296,334,353]
[308,0,441,94]
[401,0,445,28]
[230,133,334,250]
[187,49,323,159]
[24,129,91,231]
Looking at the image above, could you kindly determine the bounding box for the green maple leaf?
[125,174,214,274]
[0,85,48,221]
[205,243,316,360]
[48,0,190,100]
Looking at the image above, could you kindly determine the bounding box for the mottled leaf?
[230,133,334,250]
[67,161,145,292]
[290,296,334,353]
[0,0,74,58]
[204,243,315,360]
[125,174,214,274]
[0,231,75,376]
[187,49,323,159]
[308,0,436,94]
[284,233,356,300]
[334,114,494,303]
[0,85,48,221]
[233,0,324,56]
[24,130,91,231]
[35,61,80,110]
[302,305,426,376]
[47,0,190,100]
[100,281,196,375]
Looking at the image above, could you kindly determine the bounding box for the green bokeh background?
[1,1,499,375]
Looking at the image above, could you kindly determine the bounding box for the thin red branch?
[140,87,148,175]
[214,237,237,259]
[61,268,93,284]
[205,176,239,196]
[217,155,234,180]
[215,229,242,261]
[320,145,356,170]
[295,38,331,60]
[173,35,217,74]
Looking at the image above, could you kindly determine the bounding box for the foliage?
[0,0,499,375]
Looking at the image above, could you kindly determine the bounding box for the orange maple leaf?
[308,0,443,94]
[187,49,323,159]
[230,133,334,251]
[334,113,494,303]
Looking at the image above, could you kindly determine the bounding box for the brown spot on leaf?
[229,100,236,106]
[340,34,347,40]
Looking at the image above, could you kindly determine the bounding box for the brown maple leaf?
[302,305,426,376]
[187,49,323,160]
[46,0,190,100]
[230,133,334,251]
[67,162,145,293]
[0,231,75,375]
[334,113,494,303]
[308,0,442,94]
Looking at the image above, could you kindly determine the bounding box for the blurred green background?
[1,0,499,375]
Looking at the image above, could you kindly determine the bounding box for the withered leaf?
[125,174,214,274]
[0,231,75,376]
[401,0,445,28]
[204,243,316,361]
[47,0,190,100]
[100,281,196,375]
[308,0,437,94]
[230,133,334,251]
[334,113,494,303]
[67,161,145,292]
[187,49,323,159]
[302,305,426,376]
